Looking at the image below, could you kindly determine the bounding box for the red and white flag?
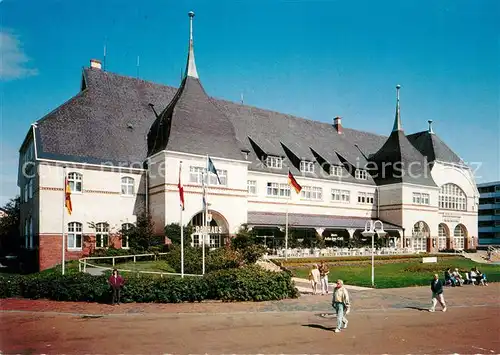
[178,163,185,211]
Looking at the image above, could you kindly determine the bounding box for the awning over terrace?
[247,212,403,232]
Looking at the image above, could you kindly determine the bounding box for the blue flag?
[208,157,221,185]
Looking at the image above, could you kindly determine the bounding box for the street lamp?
[361,220,387,287]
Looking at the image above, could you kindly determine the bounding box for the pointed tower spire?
[392,84,402,132]
[186,11,199,79]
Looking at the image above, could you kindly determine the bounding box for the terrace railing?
[77,252,203,277]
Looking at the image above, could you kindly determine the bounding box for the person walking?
[332,279,350,333]
[108,269,125,305]
[309,264,321,295]
[429,273,447,312]
[319,261,330,295]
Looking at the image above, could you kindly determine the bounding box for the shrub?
[0,266,298,303]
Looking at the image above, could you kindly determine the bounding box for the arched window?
[438,223,448,251]
[121,223,134,249]
[439,183,466,211]
[67,222,83,249]
[121,177,135,196]
[453,224,467,250]
[68,172,83,193]
[95,222,109,248]
[412,221,429,252]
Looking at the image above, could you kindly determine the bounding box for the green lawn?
[292,257,500,288]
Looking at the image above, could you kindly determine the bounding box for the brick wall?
[39,233,126,270]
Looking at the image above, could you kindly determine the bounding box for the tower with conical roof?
[147,11,244,159]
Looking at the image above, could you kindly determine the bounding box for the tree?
[121,213,157,252]
[0,196,21,255]
[164,223,193,246]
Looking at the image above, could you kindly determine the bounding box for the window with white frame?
[453,224,466,250]
[192,234,200,247]
[121,223,133,249]
[438,224,448,250]
[439,183,466,211]
[266,156,283,169]
[247,180,257,195]
[209,234,221,248]
[121,177,135,196]
[95,222,109,248]
[266,182,290,197]
[209,169,227,186]
[412,221,429,252]
[355,170,368,180]
[68,172,83,193]
[330,165,342,177]
[301,186,322,200]
[331,189,350,203]
[189,166,204,184]
[67,222,83,249]
[357,192,375,204]
[300,161,314,173]
[413,192,430,205]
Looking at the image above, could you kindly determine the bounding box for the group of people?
[308,261,330,295]
[444,267,488,286]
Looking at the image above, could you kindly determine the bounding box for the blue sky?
[1,0,499,205]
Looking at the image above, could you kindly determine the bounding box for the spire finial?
[392,84,402,132]
[428,119,434,134]
[186,11,199,79]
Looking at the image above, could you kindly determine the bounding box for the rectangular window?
[209,169,227,186]
[301,186,323,200]
[67,223,83,250]
[95,223,109,248]
[189,166,204,184]
[192,234,200,247]
[355,170,367,180]
[413,192,430,205]
[266,182,290,197]
[247,180,257,195]
[331,189,350,203]
[300,161,314,173]
[330,165,342,177]
[358,192,375,204]
[266,156,282,169]
[209,234,221,248]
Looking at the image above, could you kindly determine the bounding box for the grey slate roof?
[368,130,438,187]
[147,76,245,160]
[407,131,464,165]
[247,211,402,230]
[32,66,464,188]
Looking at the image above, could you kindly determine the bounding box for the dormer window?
[300,161,314,173]
[330,165,342,177]
[266,156,282,169]
[355,169,368,180]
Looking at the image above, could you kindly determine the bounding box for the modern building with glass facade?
[478,181,500,246]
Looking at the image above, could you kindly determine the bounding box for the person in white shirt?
[309,264,321,295]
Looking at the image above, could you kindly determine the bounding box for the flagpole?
[61,166,66,275]
[285,193,289,261]
[180,161,184,278]
[203,155,209,275]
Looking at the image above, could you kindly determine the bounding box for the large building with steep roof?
[18,12,478,270]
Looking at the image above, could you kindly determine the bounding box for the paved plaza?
[1,283,499,354]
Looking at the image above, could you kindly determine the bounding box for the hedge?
[0,265,299,303]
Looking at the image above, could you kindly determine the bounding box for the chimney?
[428,119,434,134]
[90,59,102,70]
[333,116,343,134]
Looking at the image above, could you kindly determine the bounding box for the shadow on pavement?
[405,306,428,312]
[302,324,335,332]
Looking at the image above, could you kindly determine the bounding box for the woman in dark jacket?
[429,273,447,312]
[108,269,125,305]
